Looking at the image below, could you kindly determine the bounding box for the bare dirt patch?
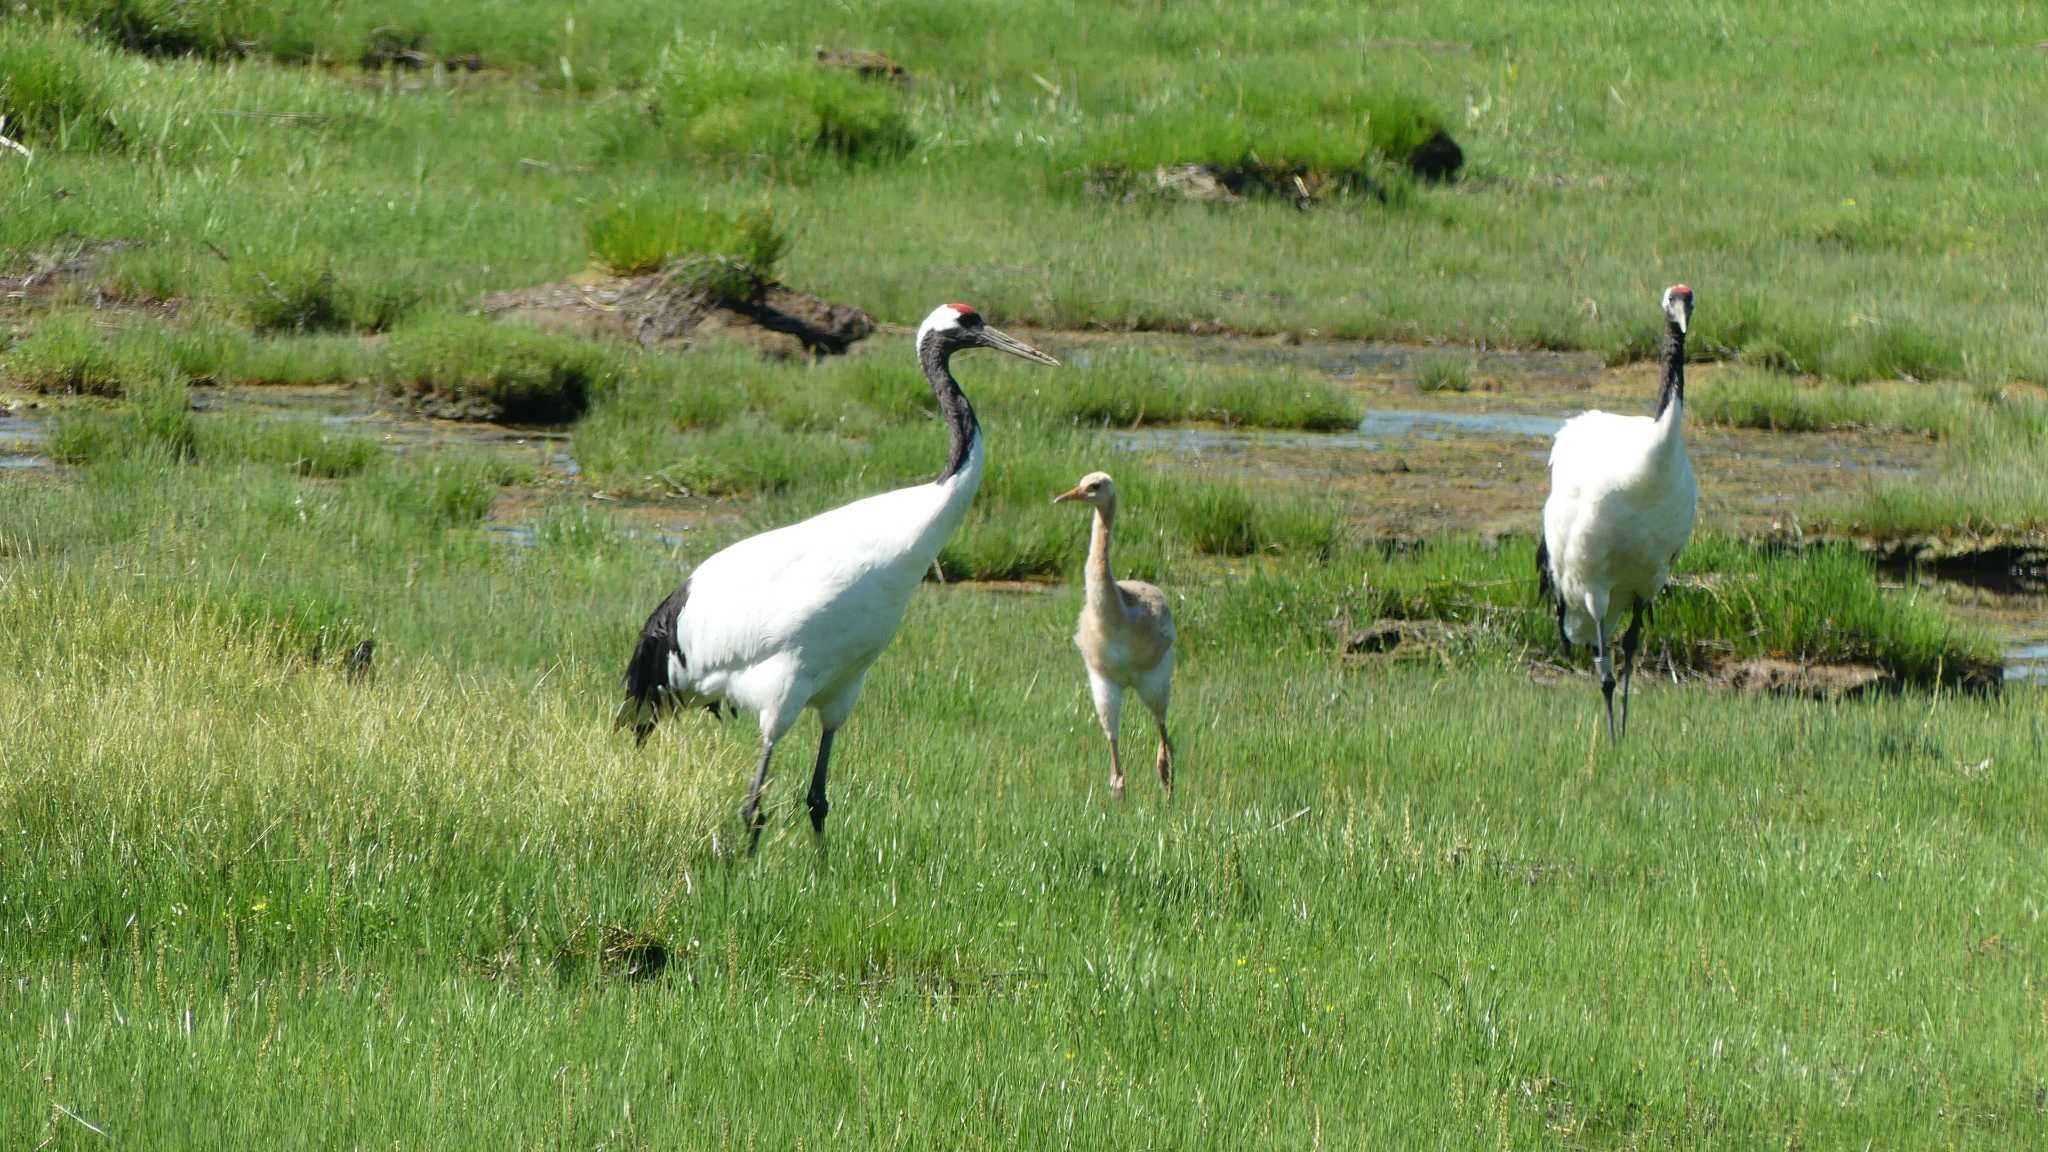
[480,265,874,358]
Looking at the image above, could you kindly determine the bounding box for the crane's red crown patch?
[944,302,979,319]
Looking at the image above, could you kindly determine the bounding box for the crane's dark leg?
[806,728,837,846]
[741,740,777,856]
[1618,599,1646,740]
[1593,615,1616,743]
[1554,596,1572,659]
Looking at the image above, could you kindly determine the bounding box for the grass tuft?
[5,313,131,394]
[0,22,125,151]
[584,196,788,306]
[384,315,617,423]
[610,37,915,175]
[232,249,417,335]
[1052,350,1358,431]
[1416,355,1473,394]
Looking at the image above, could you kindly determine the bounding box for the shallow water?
[0,413,48,470]
[2005,642,2048,684]
[1113,408,1562,458]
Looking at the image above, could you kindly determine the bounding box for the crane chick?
[1054,472,1176,797]
[1538,285,1698,740]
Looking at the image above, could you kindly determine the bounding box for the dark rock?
[1406,129,1464,181]
[361,27,431,70]
[1340,619,1458,658]
[343,639,376,683]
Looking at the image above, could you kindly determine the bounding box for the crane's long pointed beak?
[981,326,1060,366]
[1052,485,1085,504]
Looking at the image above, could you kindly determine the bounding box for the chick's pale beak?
[1052,485,1086,505]
[981,326,1060,366]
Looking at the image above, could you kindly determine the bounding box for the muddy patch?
[481,265,874,358]
[1713,657,1891,701]
[1,241,144,312]
[814,47,910,84]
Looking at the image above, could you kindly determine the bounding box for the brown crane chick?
[1053,472,1176,797]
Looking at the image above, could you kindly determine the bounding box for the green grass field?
[5,1,2048,1147]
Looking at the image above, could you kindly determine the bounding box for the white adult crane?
[618,304,1059,851]
[1539,285,1698,740]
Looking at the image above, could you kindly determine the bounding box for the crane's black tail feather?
[619,583,690,745]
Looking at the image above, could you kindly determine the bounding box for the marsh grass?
[196,414,380,477]
[2,466,2040,1146]
[1071,88,1454,206]
[4,311,135,394]
[1838,391,2048,538]
[25,0,272,60]
[383,314,619,422]
[232,248,417,335]
[1691,369,1974,435]
[4,4,2048,1142]
[2,310,390,396]
[5,9,2048,377]
[1055,349,1357,430]
[584,196,789,287]
[0,21,126,151]
[1416,355,1474,394]
[603,36,915,175]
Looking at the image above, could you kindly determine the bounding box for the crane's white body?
[1541,406,1696,648]
[621,303,1057,851]
[1539,284,1697,741]
[670,439,981,741]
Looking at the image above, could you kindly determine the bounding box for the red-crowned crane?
[618,304,1059,852]
[1052,471,1176,798]
[1538,285,1697,740]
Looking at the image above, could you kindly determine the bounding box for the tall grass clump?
[385,315,617,423]
[585,196,788,304]
[25,0,270,60]
[232,249,418,335]
[4,312,131,394]
[1691,369,1967,436]
[1168,483,1341,558]
[195,415,380,477]
[5,313,267,393]
[1837,390,2048,538]
[1074,90,1457,203]
[0,22,126,152]
[44,370,193,463]
[1416,355,1474,394]
[1053,350,1357,431]
[608,37,914,174]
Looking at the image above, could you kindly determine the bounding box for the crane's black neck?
[1654,321,1686,421]
[919,334,981,482]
